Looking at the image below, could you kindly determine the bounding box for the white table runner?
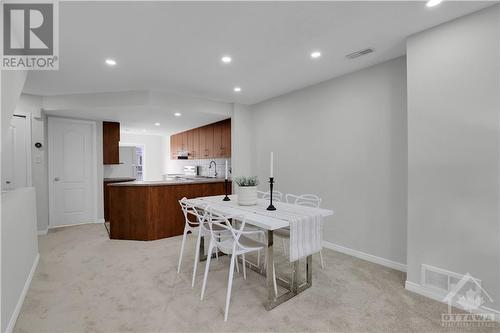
[189,195,326,262]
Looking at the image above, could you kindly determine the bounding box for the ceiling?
[23,1,494,105]
[25,1,496,135]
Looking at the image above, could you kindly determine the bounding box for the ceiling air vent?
[346,48,374,59]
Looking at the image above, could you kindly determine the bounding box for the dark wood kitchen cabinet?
[170,133,180,159]
[201,124,214,158]
[187,129,195,158]
[103,177,135,221]
[103,121,120,164]
[215,120,231,157]
[221,120,231,157]
[180,131,188,151]
[213,122,222,157]
[192,128,200,159]
[170,118,231,160]
[108,180,231,240]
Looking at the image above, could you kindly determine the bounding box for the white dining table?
[186,194,334,310]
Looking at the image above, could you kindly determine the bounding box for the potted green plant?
[234,176,259,206]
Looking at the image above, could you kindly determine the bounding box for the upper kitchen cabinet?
[170,133,180,159]
[201,124,214,158]
[213,119,231,157]
[170,118,231,160]
[213,121,222,157]
[180,131,188,152]
[103,121,120,164]
[187,130,195,158]
[221,119,231,157]
[192,128,200,159]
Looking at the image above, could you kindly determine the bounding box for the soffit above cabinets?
[41,90,233,135]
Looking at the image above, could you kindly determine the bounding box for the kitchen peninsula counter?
[108,177,229,187]
[108,178,231,241]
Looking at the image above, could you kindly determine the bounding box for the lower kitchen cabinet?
[108,181,231,240]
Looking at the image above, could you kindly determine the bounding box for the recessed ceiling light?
[233,86,242,93]
[221,56,232,64]
[154,122,160,126]
[142,129,147,133]
[174,112,182,117]
[310,51,321,59]
[426,0,442,7]
[105,58,117,66]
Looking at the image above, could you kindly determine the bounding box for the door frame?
[3,113,33,189]
[14,113,33,187]
[48,117,98,227]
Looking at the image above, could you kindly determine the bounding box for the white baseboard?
[322,241,407,272]
[48,219,105,229]
[405,280,500,323]
[405,280,443,302]
[5,253,40,333]
[37,229,48,236]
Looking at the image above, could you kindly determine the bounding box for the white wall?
[96,121,104,221]
[1,70,28,145]
[250,57,408,266]
[31,111,49,232]
[1,188,39,333]
[407,5,500,311]
[231,105,253,179]
[9,95,49,232]
[113,133,169,181]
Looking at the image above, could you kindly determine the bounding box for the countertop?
[108,177,230,187]
[103,177,137,182]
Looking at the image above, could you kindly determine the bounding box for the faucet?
[209,160,218,178]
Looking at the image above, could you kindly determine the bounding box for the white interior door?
[1,115,31,190]
[48,117,96,227]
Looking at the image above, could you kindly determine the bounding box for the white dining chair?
[285,193,322,207]
[257,190,283,202]
[275,193,325,269]
[200,208,277,321]
[177,198,229,288]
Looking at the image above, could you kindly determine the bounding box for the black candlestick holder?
[223,179,230,201]
[267,177,276,211]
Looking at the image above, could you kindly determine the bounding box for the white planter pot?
[237,186,258,206]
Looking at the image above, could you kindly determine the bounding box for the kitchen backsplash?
[167,158,231,178]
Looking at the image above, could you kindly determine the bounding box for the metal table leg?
[266,230,276,308]
[265,257,313,310]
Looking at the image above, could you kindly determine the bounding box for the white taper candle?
[270,152,274,178]
[225,160,228,180]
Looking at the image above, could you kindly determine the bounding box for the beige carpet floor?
[14,224,498,333]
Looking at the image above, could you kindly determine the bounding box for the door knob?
[5,181,11,184]
[54,177,60,181]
